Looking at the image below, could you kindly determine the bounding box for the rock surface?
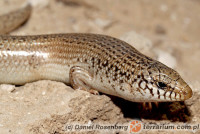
[0,0,199,134]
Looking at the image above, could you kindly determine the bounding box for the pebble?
[154,49,177,69]
[120,31,153,53]
[94,18,112,29]
[155,25,166,35]
[0,84,15,92]
[27,0,49,8]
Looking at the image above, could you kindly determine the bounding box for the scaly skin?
[0,4,192,102]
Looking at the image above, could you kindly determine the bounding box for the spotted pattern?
[0,33,192,102]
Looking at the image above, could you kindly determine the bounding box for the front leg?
[69,66,99,95]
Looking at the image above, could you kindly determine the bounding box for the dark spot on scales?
[102,61,108,67]
[120,86,124,91]
[119,71,126,76]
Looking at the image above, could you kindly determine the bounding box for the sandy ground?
[0,0,199,134]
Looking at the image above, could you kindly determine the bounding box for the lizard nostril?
[173,85,192,100]
[183,85,193,100]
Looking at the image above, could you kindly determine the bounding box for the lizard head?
[145,61,193,102]
[117,60,192,102]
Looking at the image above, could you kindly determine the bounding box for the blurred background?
[0,0,199,133]
[0,0,199,83]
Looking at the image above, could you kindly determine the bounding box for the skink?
[0,4,192,102]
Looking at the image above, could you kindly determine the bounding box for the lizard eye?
[157,82,167,89]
